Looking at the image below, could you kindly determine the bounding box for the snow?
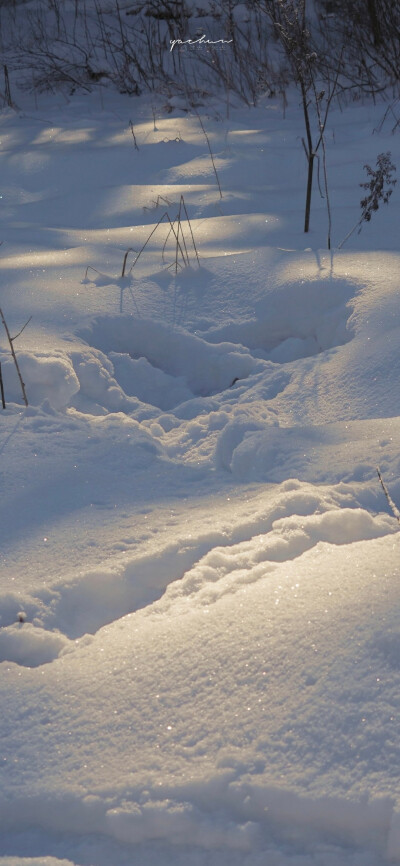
[0,622,70,667]
[0,33,400,866]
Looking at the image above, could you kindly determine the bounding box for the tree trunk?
[304,153,314,233]
[367,0,382,46]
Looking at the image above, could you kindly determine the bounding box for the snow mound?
[106,799,257,849]
[0,861,75,866]
[77,315,259,408]
[215,417,400,486]
[0,351,79,410]
[69,347,130,413]
[0,623,70,667]
[161,506,396,609]
[70,346,187,418]
[108,350,193,411]
[0,593,44,630]
[199,277,354,362]
[0,784,395,862]
[1,520,400,862]
[20,492,396,641]
[215,417,278,472]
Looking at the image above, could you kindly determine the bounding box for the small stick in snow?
[129,212,186,274]
[84,265,103,280]
[3,65,13,109]
[129,120,139,150]
[12,316,32,342]
[161,213,188,269]
[0,307,29,406]
[175,197,189,272]
[0,361,5,409]
[377,466,400,524]
[121,247,137,278]
[179,195,200,267]
[194,111,223,199]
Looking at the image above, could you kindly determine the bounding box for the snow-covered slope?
[0,79,400,866]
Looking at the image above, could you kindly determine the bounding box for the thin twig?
[377,466,400,523]
[175,198,189,270]
[194,111,223,199]
[301,136,309,159]
[174,209,182,274]
[3,65,13,109]
[161,214,187,267]
[179,195,200,266]
[128,212,186,274]
[84,265,102,280]
[129,119,139,150]
[314,51,343,155]
[121,247,137,277]
[162,217,176,263]
[144,196,173,212]
[0,361,5,409]
[315,152,324,199]
[0,307,28,406]
[12,316,32,342]
[337,219,362,250]
[313,85,332,250]
[321,140,332,250]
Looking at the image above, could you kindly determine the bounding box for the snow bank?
[1,482,383,641]
[0,623,70,667]
[0,785,394,860]
[106,799,258,849]
[215,416,400,488]
[69,347,130,413]
[1,528,400,863]
[0,351,79,410]
[78,315,259,398]
[199,276,354,358]
[0,593,44,630]
[215,417,278,472]
[109,350,193,410]
[1,333,221,415]
[160,506,396,610]
[0,861,75,866]
[1,76,400,866]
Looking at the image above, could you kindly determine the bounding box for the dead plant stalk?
[0,307,30,406]
[195,111,223,199]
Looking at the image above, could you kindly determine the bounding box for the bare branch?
[377,466,400,523]
[11,316,32,342]
[0,362,6,410]
[194,111,223,199]
[0,307,28,407]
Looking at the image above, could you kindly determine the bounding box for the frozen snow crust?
[0,80,400,866]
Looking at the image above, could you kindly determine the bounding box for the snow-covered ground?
[1,75,400,866]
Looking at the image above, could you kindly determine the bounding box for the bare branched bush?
[254,0,341,242]
[1,0,278,106]
[2,0,398,116]
[315,0,400,97]
[338,152,397,248]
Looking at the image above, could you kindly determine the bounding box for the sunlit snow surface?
[0,72,400,866]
